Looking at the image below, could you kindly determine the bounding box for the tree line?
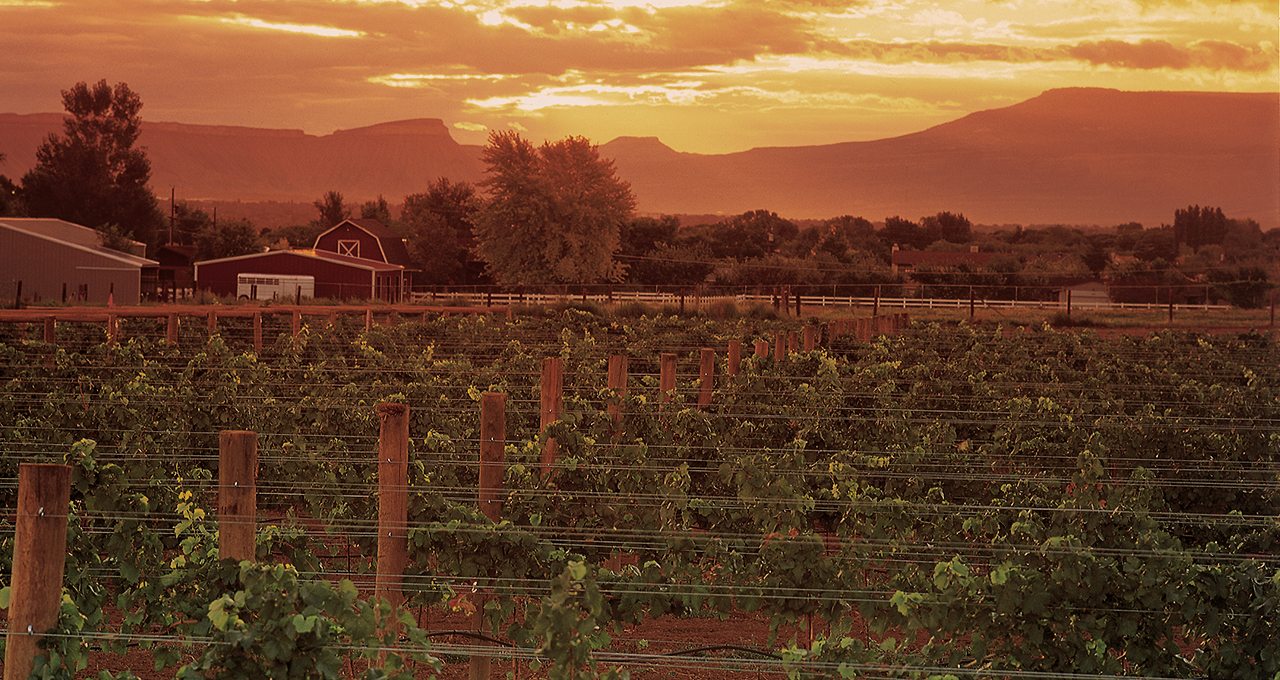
[2,80,1276,307]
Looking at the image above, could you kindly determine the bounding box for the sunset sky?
[1,0,1276,152]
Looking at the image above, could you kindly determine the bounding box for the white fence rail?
[409,290,1232,313]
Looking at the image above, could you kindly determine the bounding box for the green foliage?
[20,80,163,244]
[474,131,635,285]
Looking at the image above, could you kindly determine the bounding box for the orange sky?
[0,0,1276,152]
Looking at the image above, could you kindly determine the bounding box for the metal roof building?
[0,218,158,305]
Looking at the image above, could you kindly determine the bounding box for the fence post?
[698,348,715,408]
[208,310,218,336]
[1066,289,1072,319]
[364,308,374,332]
[969,287,975,320]
[166,314,179,345]
[4,464,72,680]
[253,313,263,352]
[773,332,785,362]
[42,317,55,345]
[802,326,817,352]
[473,392,506,680]
[753,339,769,359]
[106,314,118,347]
[291,310,302,338]
[873,285,880,317]
[727,340,742,377]
[659,352,677,404]
[539,358,563,477]
[218,430,258,562]
[795,293,802,317]
[1167,288,1174,324]
[375,403,409,609]
[607,355,628,435]
[787,331,799,354]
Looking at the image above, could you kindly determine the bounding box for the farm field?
[0,309,1277,679]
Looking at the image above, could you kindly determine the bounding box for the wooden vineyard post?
[802,326,817,352]
[365,308,374,333]
[473,393,507,680]
[375,403,410,610]
[969,287,976,320]
[753,339,769,359]
[105,314,118,347]
[607,354,629,435]
[166,314,179,345]
[42,317,55,345]
[773,331,785,361]
[291,310,302,338]
[4,464,72,680]
[820,323,830,347]
[207,310,218,336]
[787,331,799,354]
[659,352,678,405]
[698,348,715,408]
[539,357,564,477]
[252,313,263,352]
[726,340,742,377]
[218,431,258,562]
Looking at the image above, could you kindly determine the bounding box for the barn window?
[337,239,360,258]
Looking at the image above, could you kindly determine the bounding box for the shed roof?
[194,248,404,272]
[0,218,157,268]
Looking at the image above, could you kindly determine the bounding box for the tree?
[474,132,634,285]
[360,195,393,226]
[312,191,350,228]
[1173,205,1228,250]
[20,80,163,244]
[402,178,484,285]
[196,218,262,260]
[921,211,972,244]
[881,216,929,249]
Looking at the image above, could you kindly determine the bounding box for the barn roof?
[194,248,404,272]
[0,218,157,268]
[316,219,415,268]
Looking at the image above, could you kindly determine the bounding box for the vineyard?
[0,307,1277,679]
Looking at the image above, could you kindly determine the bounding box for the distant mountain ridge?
[1,88,1276,227]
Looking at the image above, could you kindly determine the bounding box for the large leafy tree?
[403,178,484,285]
[21,80,163,244]
[312,190,350,228]
[474,131,635,285]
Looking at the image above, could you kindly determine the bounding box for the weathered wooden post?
[659,352,677,404]
[365,308,374,332]
[773,331,785,361]
[539,358,564,477]
[1066,289,1072,319]
[375,403,409,609]
[802,326,817,352]
[607,355,629,435]
[218,431,258,562]
[4,464,72,680]
[1167,288,1174,324]
[106,314,118,346]
[873,285,880,317]
[252,312,263,352]
[698,348,715,408]
[753,339,769,359]
[787,331,799,354]
[727,340,742,377]
[473,392,506,680]
[291,310,302,338]
[42,317,55,345]
[208,310,218,336]
[166,314,179,345]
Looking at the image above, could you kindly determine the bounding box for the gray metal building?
[0,218,158,305]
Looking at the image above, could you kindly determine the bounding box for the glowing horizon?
[0,0,1275,153]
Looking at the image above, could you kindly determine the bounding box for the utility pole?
[168,186,175,244]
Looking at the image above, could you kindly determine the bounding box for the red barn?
[314,219,415,290]
[194,249,405,301]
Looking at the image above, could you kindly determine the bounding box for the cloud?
[1066,39,1276,72]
